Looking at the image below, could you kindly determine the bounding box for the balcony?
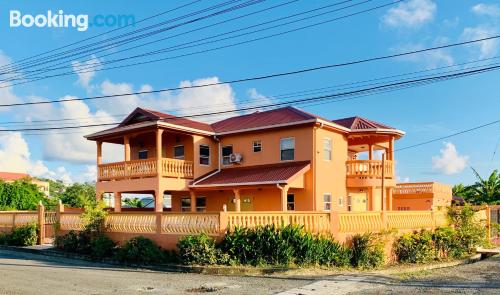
[345,160,395,187]
[98,158,194,181]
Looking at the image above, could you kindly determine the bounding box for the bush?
[90,235,115,261]
[9,223,38,246]
[432,227,466,259]
[395,230,435,263]
[116,236,164,265]
[350,233,384,269]
[0,232,10,245]
[54,230,80,252]
[448,205,488,252]
[177,234,219,265]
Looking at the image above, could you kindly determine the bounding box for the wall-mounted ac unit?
[229,153,243,163]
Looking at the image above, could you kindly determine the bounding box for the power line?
[1,62,499,132]
[1,34,498,108]
[395,119,500,152]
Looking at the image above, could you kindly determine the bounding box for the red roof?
[0,172,30,181]
[332,116,395,131]
[190,161,310,187]
[211,107,317,133]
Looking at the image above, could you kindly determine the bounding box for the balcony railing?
[346,160,394,179]
[98,158,193,181]
[393,182,452,195]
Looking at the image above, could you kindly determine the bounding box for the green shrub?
[90,235,115,261]
[54,230,80,252]
[177,233,219,265]
[0,232,10,245]
[448,205,488,252]
[350,233,384,269]
[9,223,38,246]
[116,236,164,265]
[291,231,350,267]
[395,230,435,263]
[432,227,466,259]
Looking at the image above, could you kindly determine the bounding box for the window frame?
[138,149,148,160]
[323,193,332,211]
[280,137,295,161]
[173,145,185,160]
[196,196,207,212]
[253,140,262,153]
[199,144,210,166]
[323,137,332,161]
[287,193,295,211]
[181,197,191,212]
[221,145,233,166]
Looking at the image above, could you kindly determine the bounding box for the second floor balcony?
[98,158,194,181]
[346,159,394,179]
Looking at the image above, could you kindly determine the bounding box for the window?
[196,197,207,212]
[222,145,233,165]
[323,193,332,211]
[287,194,295,211]
[323,138,332,161]
[173,145,184,160]
[347,196,352,212]
[280,138,295,161]
[199,145,210,165]
[138,150,148,159]
[163,193,172,209]
[181,198,191,212]
[339,196,344,207]
[253,140,262,152]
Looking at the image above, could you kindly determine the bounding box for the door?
[227,195,254,211]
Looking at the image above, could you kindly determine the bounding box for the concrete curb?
[0,245,485,277]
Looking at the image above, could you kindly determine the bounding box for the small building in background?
[392,182,452,211]
[0,172,50,197]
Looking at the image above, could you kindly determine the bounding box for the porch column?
[368,144,373,160]
[369,187,376,211]
[387,187,393,211]
[124,135,130,161]
[233,189,241,212]
[154,189,163,213]
[96,141,102,165]
[278,185,289,211]
[114,192,122,212]
[156,129,164,177]
[388,138,394,161]
[190,190,196,212]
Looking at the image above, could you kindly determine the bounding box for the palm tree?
[468,168,500,204]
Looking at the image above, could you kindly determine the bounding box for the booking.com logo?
[9,10,135,32]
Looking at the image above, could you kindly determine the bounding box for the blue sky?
[0,0,498,185]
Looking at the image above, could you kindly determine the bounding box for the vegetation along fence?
[6,203,493,248]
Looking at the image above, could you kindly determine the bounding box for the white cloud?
[461,25,499,58]
[432,142,469,175]
[0,51,21,112]
[382,0,436,28]
[72,55,102,91]
[472,3,500,17]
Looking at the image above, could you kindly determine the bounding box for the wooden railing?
[346,160,393,178]
[226,212,331,234]
[98,158,194,181]
[161,158,194,178]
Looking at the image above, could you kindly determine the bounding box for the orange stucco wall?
[392,195,434,210]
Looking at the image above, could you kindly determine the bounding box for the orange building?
[86,106,451,213]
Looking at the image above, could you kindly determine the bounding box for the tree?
[0,179,45,210]
[468,168,500,205]
[60,183,96,208]
[123,197,144,208]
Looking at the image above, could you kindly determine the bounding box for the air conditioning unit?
[229,153,243,163]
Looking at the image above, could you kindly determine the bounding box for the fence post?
[38,202,45,245]
[330,211,340,240]
[486,205,491,242]
[55,200,64,236]
[219,211,228,236]
[155,212,162,236]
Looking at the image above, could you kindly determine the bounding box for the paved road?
[0,249,498,294]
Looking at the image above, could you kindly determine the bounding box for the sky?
[0,0,498,186]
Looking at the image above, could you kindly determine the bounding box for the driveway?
[0,249,498,294]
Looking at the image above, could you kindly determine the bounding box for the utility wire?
[1,33,498,107]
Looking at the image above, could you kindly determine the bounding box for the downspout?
[191,135,221,186]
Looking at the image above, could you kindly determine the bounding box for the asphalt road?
[0,249,498,294]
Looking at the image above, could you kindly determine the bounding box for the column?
[114,192,122,212]
[388,138,394,161]
[96,141,102,165]
[156,129,164,176]
[190,190,196,212]
[370,187,376,211]
[387,187,393,211]
[154,189,164,213]
[368,144,373,160]
[124,136,130,161]
[233,189,241,212]
[279,185,289,211]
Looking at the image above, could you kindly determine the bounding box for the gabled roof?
[0,172,30,181]
[211,107,318,133]
[120,107,213,132]
[190,161,311,187]
[332,116,394,131]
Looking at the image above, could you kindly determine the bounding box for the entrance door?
[348,192,368,212]
[227,195,254,211]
